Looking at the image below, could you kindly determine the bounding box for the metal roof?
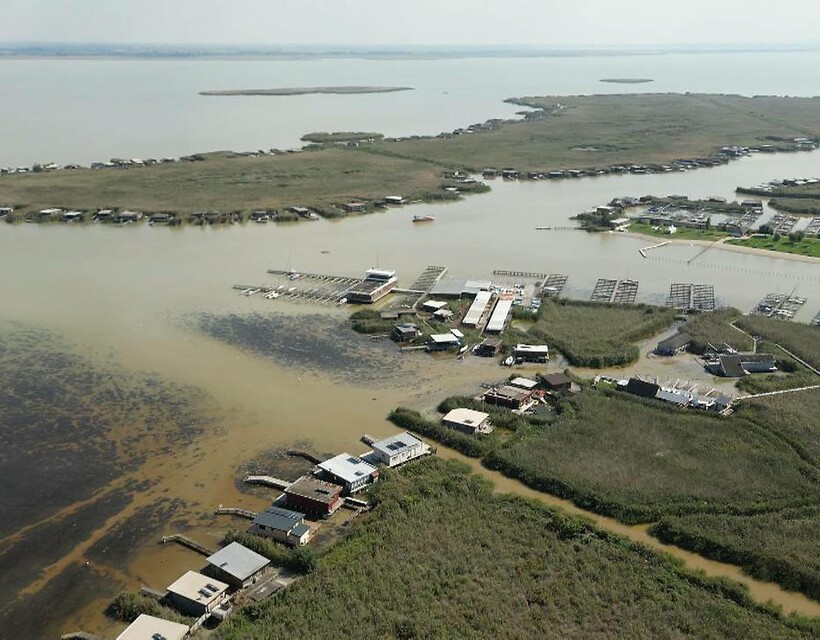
[443,408,489,427]
[486,298,514,332]
[371,432,424,457]
[207,542,270,581]
[509,377,538,390]
[166,571,228,605]
[319,453,377,484]
[285,476,342,504]
[463,291,493,326]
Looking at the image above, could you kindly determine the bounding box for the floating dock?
[591,278,639,304]
[493,269,548,279]
[666,283,715,312]
[540,273,568,297]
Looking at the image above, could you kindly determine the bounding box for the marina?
[752,292,807,320]
[666,283,716,312]
[591,278,640,304]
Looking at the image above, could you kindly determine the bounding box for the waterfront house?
[346,269,398,304]
[166,571,229,617]
[284,476,343,516]
[622,377,661,399]
[707,353,776,377]
[205,542,270,588]
[509,377,539,391]
[482,385,533,410]
[422,299,448,312]
[539,372,573,394]
[370,432,431,467]
[317,453,379,494]
[392,323,421,343]
[655,332,692,356]
[427,333,461,351]
[442,408,492,435]
[474,337,502,357]
[249,507,312,547]
[115,614,189,640]
[341,202,367,213]
[513,344,550,363]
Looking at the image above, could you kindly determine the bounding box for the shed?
[540,372,573,393]
[205,542,270,587]
[427,333,461,351]
[656,332,692,356]
[392,323,420,343]
[422,300,448,312]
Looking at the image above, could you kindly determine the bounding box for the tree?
[788,230,805,243]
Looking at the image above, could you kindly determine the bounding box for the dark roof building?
[482,385,533,409]
[623,378,661,399]
[284,476,343,516]
[707,353,776,377]
[656,332,692,356]
[540,372,573,393]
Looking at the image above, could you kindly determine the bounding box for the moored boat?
[412,215,435,223]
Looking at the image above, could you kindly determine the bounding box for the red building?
[284,476,343,516]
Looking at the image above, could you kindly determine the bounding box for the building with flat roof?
[115,614,189,640]
[427,333,461,351]
[707,353,776,377]
[318,453,379,494]
[462,290,494,327]
[166,571,229,617]
[371,432,430,467]
[284,476,343,516]
[205,542,270,588]
[483,385,533,410]
[514,344,550,363]
[250,507,312,547]
[540,372,573,394]
[346,270,398,303]
[429,279,492,298]
[442,408,492,435]
[656,332,692,356]
[509,377,538,390]
[486,297,514,333]
[474,337,502,357]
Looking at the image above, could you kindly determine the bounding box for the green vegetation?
[727,235,820,258]
[367,93,820,172]
[735,342,820,394]
[348,309,400,335]
[769,198,820,215]
[388,407,488,458]
[0,148,450,216]
[681,307,753,353]
[484,391,819,523]
[223,531,317,574]
[651,508,820,601]
[301,131,384,143]
[527,299,675,367]
[436,395,553,432]
[107,591,190,624]
[629,221,729,242]
[218,458,817,640]
[735,315,820,369]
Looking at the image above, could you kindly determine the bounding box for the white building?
[371,432,430,467]
[318,453,379,493]
[166,571,229,617]
[462,290,494,327]
[442,408,492,435]
[115,614,188,640]
[514,344,550,363]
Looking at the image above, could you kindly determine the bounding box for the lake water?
[3,51,820,166]
[1,51,820,637]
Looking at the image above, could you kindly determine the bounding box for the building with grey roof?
[166,571,229,617]
[205,542,270,588]
[317,453,379,494]
[370,432,431,468]
[250,506,313,547]
[115,614,189,640]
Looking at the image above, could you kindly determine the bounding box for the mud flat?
[199,85,413,96]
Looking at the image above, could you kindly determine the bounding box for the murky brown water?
[1,150,820,637]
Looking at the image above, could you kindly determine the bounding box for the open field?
[727,235,820,258]
[680,308,754,353]
[735,315,820,369]
[484,391,820,523]
[652,508,820,602]
[366,93,820,172]
[0,148,448,215]
[527,299,675,367]
[217,458,818,640]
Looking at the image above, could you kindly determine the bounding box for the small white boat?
[457,344,469,356]
[287,287,296,293]
[502,356,514,367]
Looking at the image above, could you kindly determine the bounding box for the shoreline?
[617,230,820,264]
[199,86,414,96]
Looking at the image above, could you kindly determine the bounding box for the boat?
[457,344,469,356]
[412,215,435,223]
[502,356,514,367]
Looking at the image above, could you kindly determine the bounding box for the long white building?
[462,290,494,327]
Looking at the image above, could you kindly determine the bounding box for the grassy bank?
[735,315,820,369]
[628,221,729,242]
[727,235,820,258]
[651,508,820,601]
[527,299,675,367]
[217,458,818,640]
[680,307,753,353]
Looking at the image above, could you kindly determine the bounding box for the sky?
[2,0,819,48]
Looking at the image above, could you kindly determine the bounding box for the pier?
[639,241,669,258]
[591,278,639,304]
[752,292,806,320]
[540,273,568,297]
[215,505,258,519]
[666,283,715,312]
[160,534,213,556]
[244,475,291,490]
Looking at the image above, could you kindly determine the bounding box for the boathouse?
[655,332,692,356]
[115,614,189,640]
[707,353,777,377]
[249,507,312,547]
[284,477,343,516]
[346,269,398,304]
[166,571,229,617]
[482,385,533,410]
[513,344,550,363]
[317,454,379,494]
[205,542,270,588]
[427,333,461,351]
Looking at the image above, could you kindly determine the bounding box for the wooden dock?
[540,273,568,297]
[752,292,806,321]
[244,475,291,490]
[666,283,715,312]
[215,506,258,520]
[160,534,213,556]
[591,278,639,304]
[287,449,322,464]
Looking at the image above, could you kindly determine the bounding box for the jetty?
[540,273,568,297]
[160,534,213,556]
[752,292,806,320]
[244,475,291,490]
[493,269,548,279]
[639,241,669,258]
[591,278,639,304]
[215,506,258,520]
